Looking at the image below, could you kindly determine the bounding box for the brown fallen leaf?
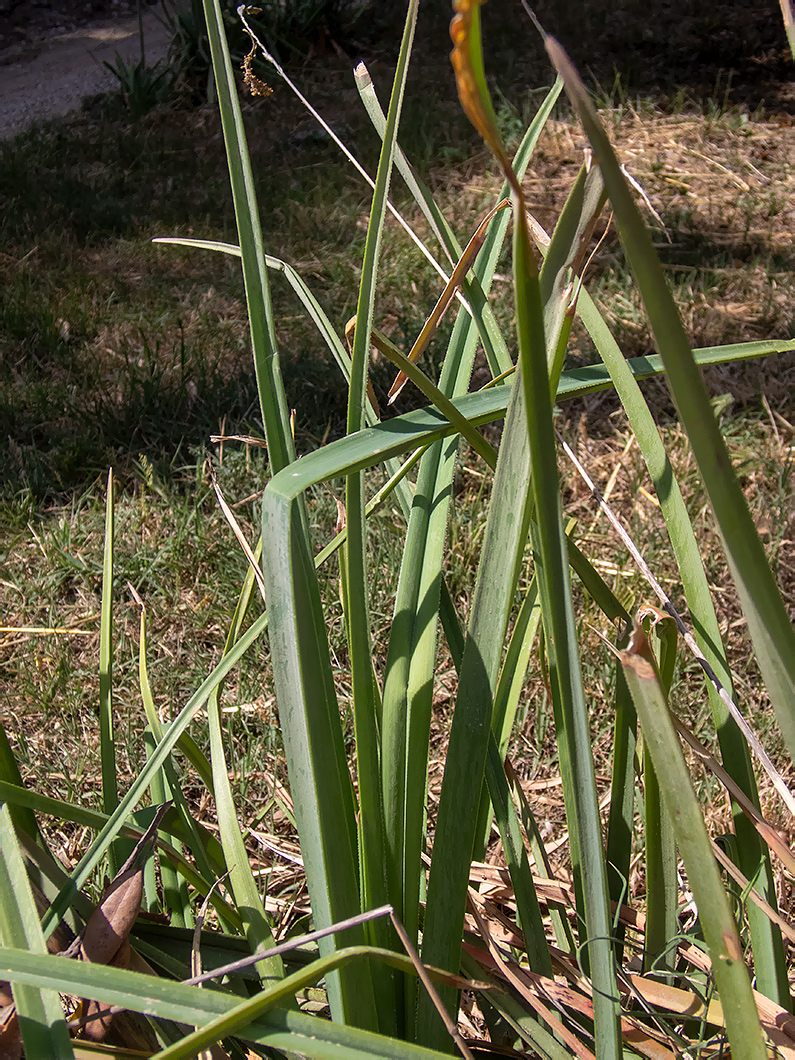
[81,938,131,1043]
[80,866,143,967]
[74,806,170,1046]
[79,805,168,970]
[77,866,142,1044]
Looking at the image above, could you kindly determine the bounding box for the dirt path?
[0,3,174,140]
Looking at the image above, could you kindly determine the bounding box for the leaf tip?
[620,622,657,680]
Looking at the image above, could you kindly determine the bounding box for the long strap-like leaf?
[548,37,795,768]
[202,0,294,475]
[0,806,74,1058]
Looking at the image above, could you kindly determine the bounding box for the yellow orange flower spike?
[449,0,521,202]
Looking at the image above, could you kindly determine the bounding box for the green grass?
[1,3,794,1054]
[2,38,792,498]
[1,0,791,840]
[1,26,791,792]
[7,399,788,843]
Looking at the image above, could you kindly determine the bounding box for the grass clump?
[0,0,794,1057]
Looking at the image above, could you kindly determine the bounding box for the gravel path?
[0,2,174,139]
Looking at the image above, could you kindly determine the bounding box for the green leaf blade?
[0,806,74,1059]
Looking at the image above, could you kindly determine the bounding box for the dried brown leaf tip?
[620,621,657,679]
[76,805,167,1041]
[449,0,516,192]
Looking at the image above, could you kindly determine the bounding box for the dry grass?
[4,87,793,839]
[1,9,794,1048]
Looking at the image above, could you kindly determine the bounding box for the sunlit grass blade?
[138,601,219,927]
[604,661,636,958]
[484,735,552,975]
[379,157,610,1034]
[99,469,126,876]
[380,112,553,1032]
[41,611,270,939]
[0,947,456,1059]
[491,577,541,759]
[342,0,420,1032]
[207,686,283,982]
[357,77,510,380]
[513,207,620,1059]
[620,628,767,1057]
[0,805,74,1059]
[380,343,491,1034]
[135,615,215,789]
[547,36,795,769]
[201,0,294,474]
[642,752,677,977]
[261,483,378,1028]
[562,522,636,955]
[508,66,621,1060]
[639,614,678,977]
[139,611,190,926]
[419,6,619,1052]
[355,61,457,267]
[206,588,284,982]
[558,150,791,1005]
[414,320,537,1043]
[556,338,795,400]
[425,574,551,977]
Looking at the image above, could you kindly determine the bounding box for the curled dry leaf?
[77,865,142,1043]
[80,866,143,966]
[75,814,168,1048]
[81,938,131,1043]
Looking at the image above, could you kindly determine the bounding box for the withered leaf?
[81,938,131,1043]
[80,866,143,966]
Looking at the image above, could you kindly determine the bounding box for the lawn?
[1,0,794,1053]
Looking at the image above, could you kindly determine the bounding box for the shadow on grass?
[1,0,791,500]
